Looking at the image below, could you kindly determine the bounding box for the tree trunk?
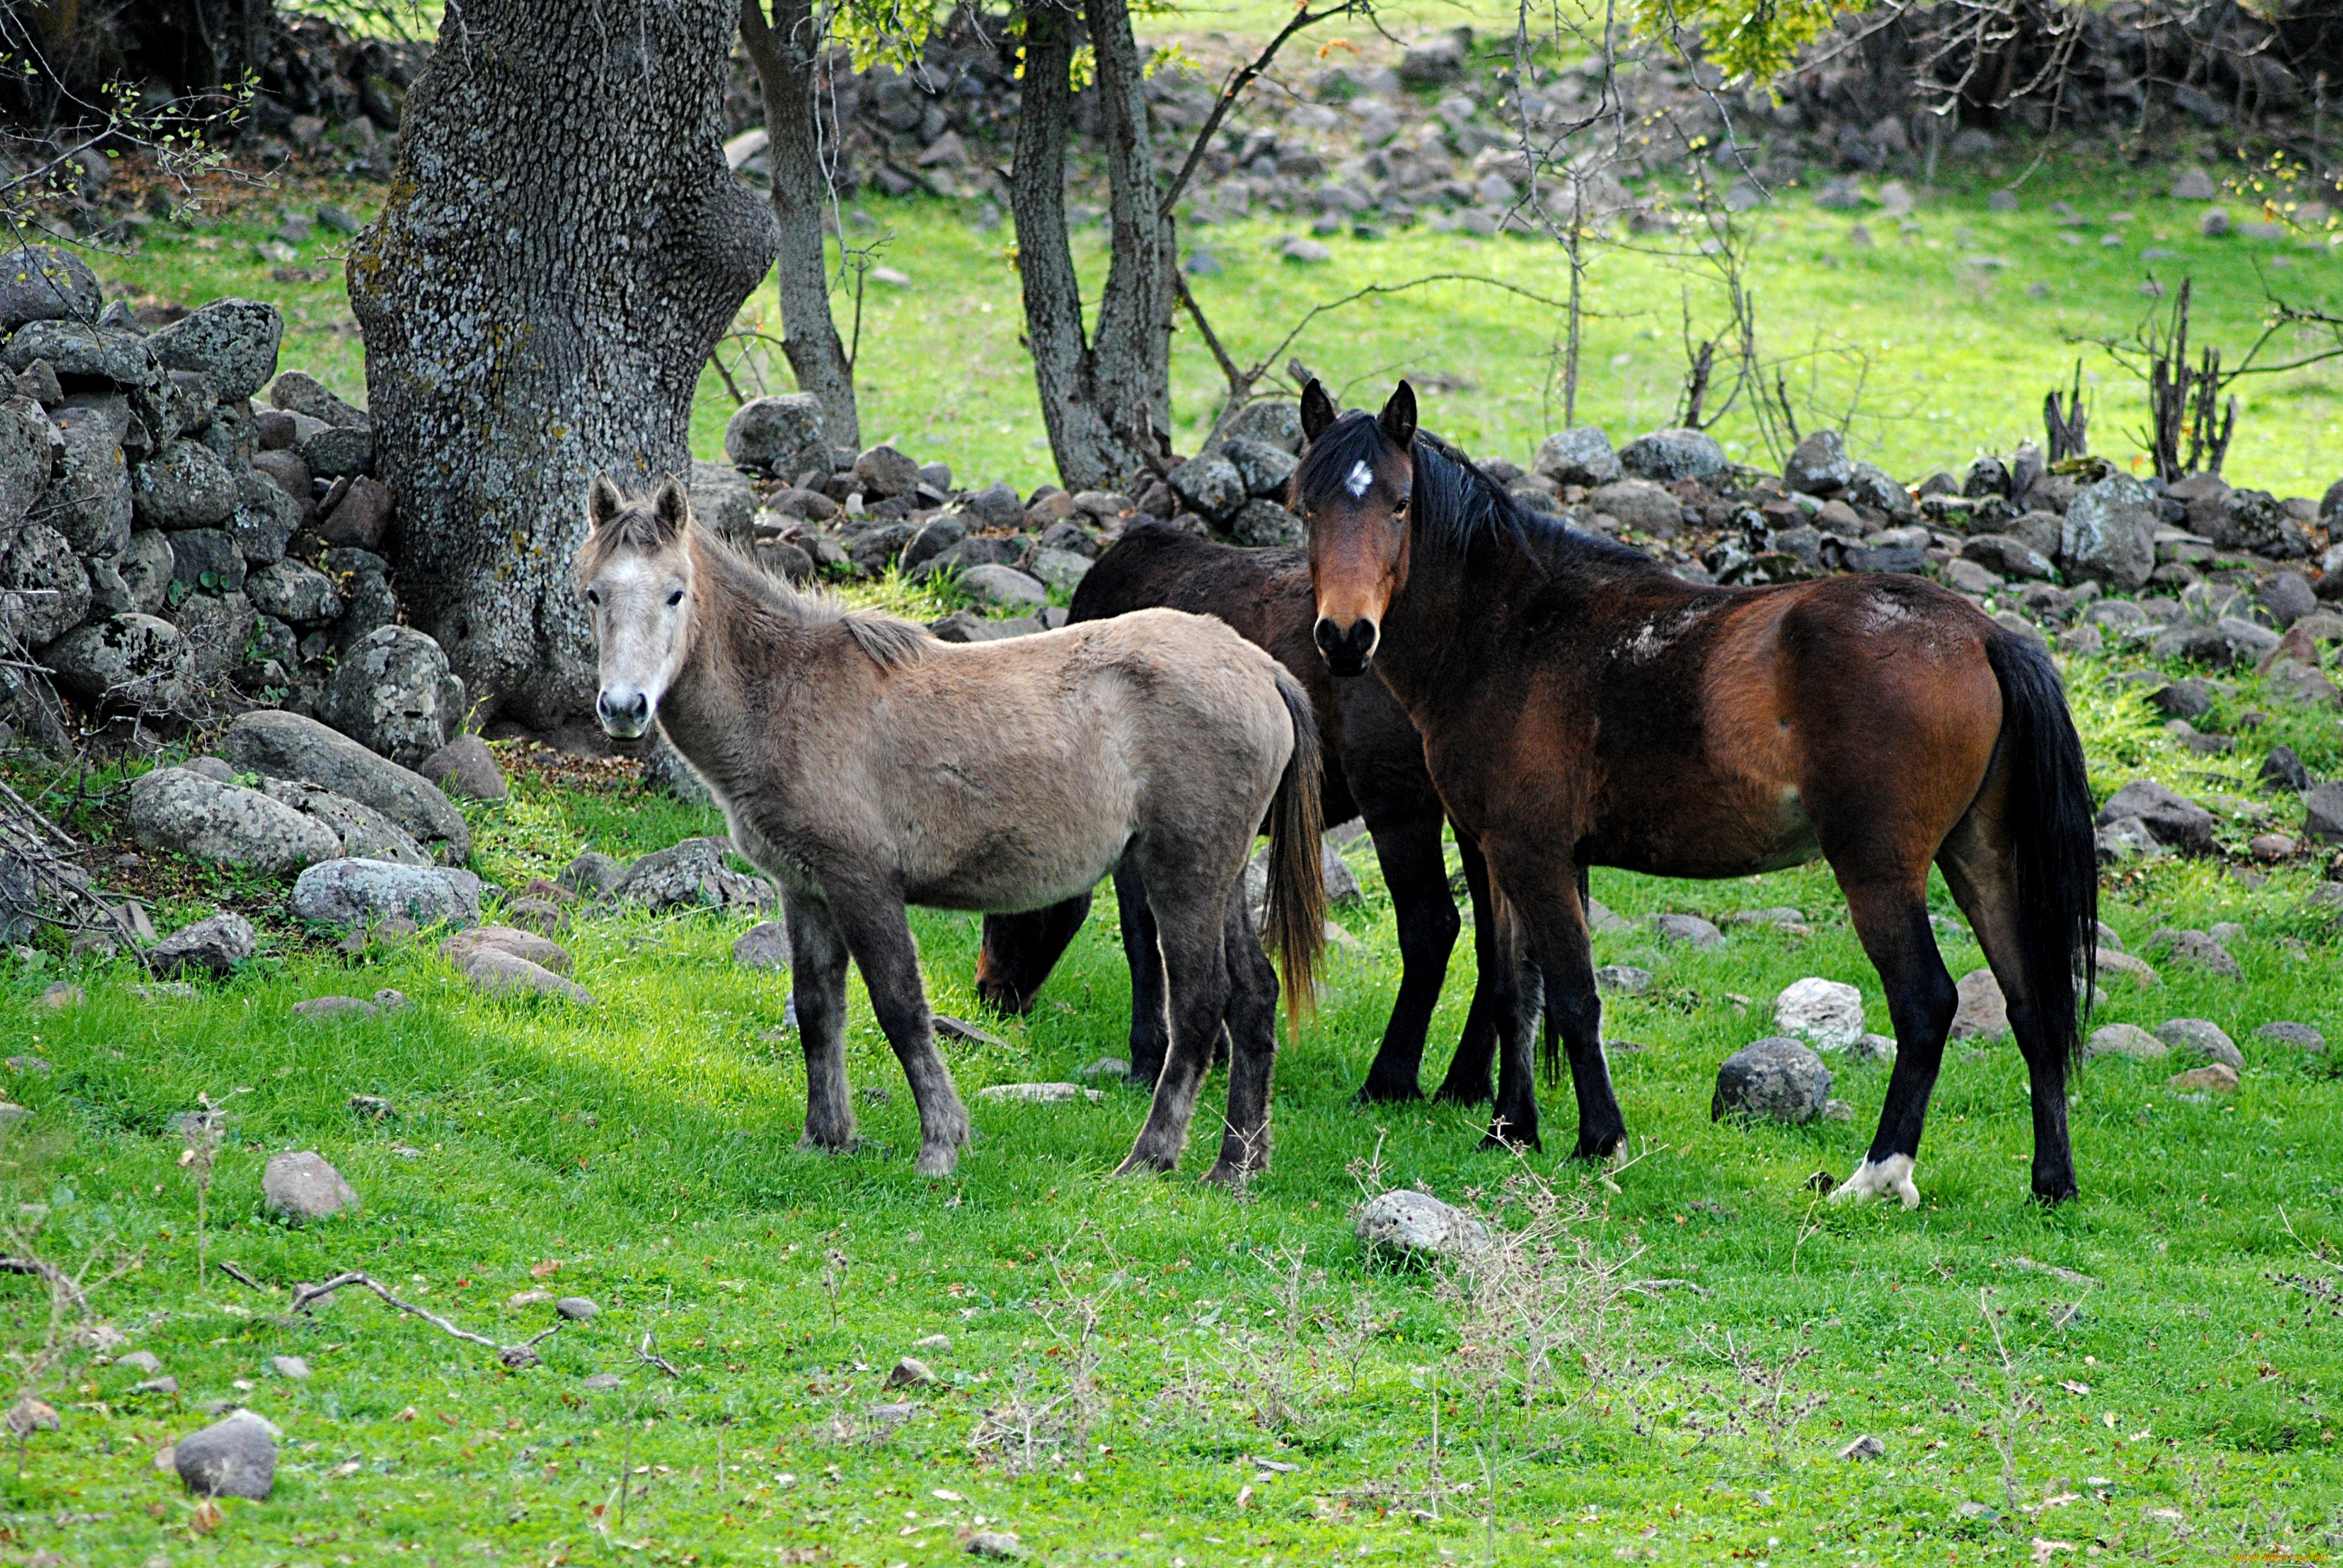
[739,0,860,450]
[348,0,778,728]
[1009,0,1172,492]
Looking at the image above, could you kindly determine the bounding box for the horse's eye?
[666,590,685,608]
[585,589,600,605]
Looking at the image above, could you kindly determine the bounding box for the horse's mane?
[690,528,934,671]
[1294,410,1665,580]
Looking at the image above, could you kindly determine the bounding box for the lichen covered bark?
[349,0,780,727]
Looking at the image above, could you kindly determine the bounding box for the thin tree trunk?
[740,0,860,449]
[1010,0,1171,491]
[349,0,778,728]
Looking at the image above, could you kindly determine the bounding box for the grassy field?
[105,146,2343,501]
[4,630,2343,1564]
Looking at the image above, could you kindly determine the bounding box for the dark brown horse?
[975,524,1507,1105]
[1295,381,2098,1205]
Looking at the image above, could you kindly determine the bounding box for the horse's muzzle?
[1314,615,1379,676]
[597,687,652,739]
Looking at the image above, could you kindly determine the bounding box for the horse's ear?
[586,473,625,533]
[1379,381,1418,449]
[1300,379,1336,444]
[652,474,691,540]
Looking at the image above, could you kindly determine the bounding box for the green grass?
[111,148,2343,502]
[7,654,2343,1561]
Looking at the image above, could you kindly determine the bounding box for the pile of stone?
[0,244,428,755]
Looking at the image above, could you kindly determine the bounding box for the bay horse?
[1296,382,2098,1206]
[973,524,1508,1105]
[576,475,1325,1182]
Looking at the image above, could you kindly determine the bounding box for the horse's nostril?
[1314,618,1341,654]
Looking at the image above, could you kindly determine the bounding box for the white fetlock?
[1830,1154,1920,1209]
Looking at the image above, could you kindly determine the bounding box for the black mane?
[1294,408,1666,580]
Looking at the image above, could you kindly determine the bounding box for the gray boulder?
[1,318,157,389]
[1223,398,1305,455]
[2257,1021,2325,1053]
[1652,912,1723,946]
[1228,499,1303,548]
[2304,782,2343,845]
[319,545,398,649]
[2212,489,2312,559]
[220,709,471,862]
[1784,430,1853,496]
[261,1150,357,1220]
[0,397,48,533]
[723,392,828,479]
[40,614,190,708]
[1220,437,1297,499]
[130,766,340,876]
[313,475,391,550]
[228,464,302,565]
[244,558,343,627]
[1169,455,1247,521]
[1712,1037,1831,1124]
[1355,1189,1488,1257]
[1845,462,1912,515]
[959,564,1047,611]
[0,246,101,332]
[3,520,89,644]
[1588,478,1684,535]
[2060,475,2158,591]
[173,1408,278,1500]
[148,910,259,977]
[1961,534,2055,580]
[611,837,770,913]
[291,858,483,929]
[1026,547,1091,595]
[1534,427,1622,487]
[559,851,625,897]
[2084,1023,2166,1060]
[40,404,134,556]
[268,370,369,428]
[2156,1018,2243,1068]
[300,423,373,480]
[961,482,1025,529]
[685,460,756,545]
[130,440,239,529]
[1617,428,1726,483]
[263,778,428,865]
[150,298,282,402]
[418,735,507,802]
[117,530,172,614]
[168,528,245,596]
[854,444,923,499]
[2260,570,2318,628]
[317,624,466,766]
[734,920,792,970]
[2096,779,2215,855]
[168,587,256,684]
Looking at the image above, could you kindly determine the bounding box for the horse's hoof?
[915,1143,961,1178]
[1569,1133,1626,1164]
[1476,1124,1541,1154]
[1434,1081,1494,1108]
[1355,1079,1425,1106]
[2030,1174,2079,1206]
[1201,1160,1254,1187]
[1830,1154,1921,1209]
[1111,1151,1177,1178]
[797,1131,860,1156]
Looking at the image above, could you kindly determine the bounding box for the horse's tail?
[1984,632,2098,1067]
[1262,666,1326,1028]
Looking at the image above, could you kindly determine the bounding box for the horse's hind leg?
[825,879,972,1178]
[1937,807,2079,1203]
[1205,885,1281,1184]
[1114,865,1174,1086]
[1431,831,1500,1105]
[1829,875,1959,1210]
[1356,814,1458,1103]
[785,892,857,1154]
[1114,878,1233,1176]
[975,891,1093,1015]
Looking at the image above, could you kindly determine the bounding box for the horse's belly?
[1595,779,1821,878]
[901,821,1129,914]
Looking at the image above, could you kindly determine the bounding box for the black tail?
[1985,633,2098,1064]
[1261,667,1326,1028]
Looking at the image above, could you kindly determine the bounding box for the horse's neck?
[656,553,815,798]
[1379,515,1511,711]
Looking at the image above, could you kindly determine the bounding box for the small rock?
[1846,1033,1899,1065]
[958,564,1048,611]
[976,1083,1102,1103]
[2167,1062,2239,1094]
[1594,964,1652,995]
[1949,968,2008,1038]
[2156,1018,2243,1067]
[733,920,792,971]
[417,736,507,802]
[7,1052,51,1070]
[117,1350,163,1375]
[1355,1189,1489,1258]
[31,987,77,1011]
[2084,1023,2167,1061]
[966,1533,1024,1561]
[935,1014,1007,1048]
[2096,951,2161,988]
[509,1288,551,1307]
[1839,1434,1885,1462]
[2153,929,2241,979]
[373,988,409,1010]
[913,1334,950,1351]
[886,1356,936,1388]
[349,1094,395,1121]
[1773,977,1866,1051]
[269,1355,310,1380]
[1078,1058,1130,1081]
[442,925,570,976]
[294,995,377,1021]
[1712,1037,1831,1124]
[2255,1021,2324,1052]
[133,1375,179,1396]
[149,911,258,978]
[1586,898,1630,933]
[869,1400,917,1423]
[6,1398,59,1436]
[293,859,482,930]
[174,1408,278,1499]
[581,1373,622,1392]
[556,1296,598,1321]
[262,1151,358,1221]
[1651,913,1721,947]
[457,949,593,1006]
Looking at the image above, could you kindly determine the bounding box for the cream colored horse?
[575,475,1325,1181]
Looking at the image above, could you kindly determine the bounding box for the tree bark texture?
[1010,0,1173,493]
[348,0,779,728]
[739,0,860,449]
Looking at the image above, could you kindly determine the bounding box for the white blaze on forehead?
[1344,460,1374,499]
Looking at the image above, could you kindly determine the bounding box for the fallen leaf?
[531,1260,562,1279]
[189,1500,223,1535]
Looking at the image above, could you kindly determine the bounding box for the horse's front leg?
[828,879,972,1177]
[1485,848,1620,1159]
[785,891,857,1154]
